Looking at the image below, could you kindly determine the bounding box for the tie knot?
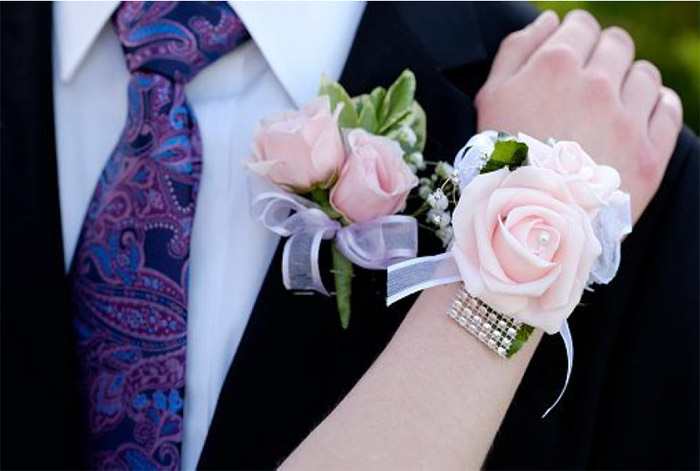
[113,1,249,83]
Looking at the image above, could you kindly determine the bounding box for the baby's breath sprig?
[413,161,461,247]
[413,131,532,248]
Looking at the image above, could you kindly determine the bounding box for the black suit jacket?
[2,2,698,470]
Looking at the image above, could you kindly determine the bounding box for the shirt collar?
[54,1,120,83]
[54,1,366,107]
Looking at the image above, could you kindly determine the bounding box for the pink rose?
[520,133,621,211]
[330,129,418,223]
[451,167,601,334]
[248,96,345,191]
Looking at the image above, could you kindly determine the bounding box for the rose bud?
[248,95,345,191]
[331,129,418,223]
[521,134,621,212]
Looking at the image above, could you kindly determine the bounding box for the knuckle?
[474,88,485,109]
[534,45,579,74]
[613,114,640,143]
[500,30,527,52]
[635,141,665,183]
[584,71,617,105]
[474,85,491,110]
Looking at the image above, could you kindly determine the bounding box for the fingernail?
[662,90,683,125]
[636,61,661,84]
[566,9,600,32]
[534,10,557,27]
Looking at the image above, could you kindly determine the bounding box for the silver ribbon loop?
[250,177,418,296]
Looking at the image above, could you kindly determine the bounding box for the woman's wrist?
[389,284,543,466]
[283,283,542,470]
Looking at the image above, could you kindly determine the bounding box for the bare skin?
[282,10,683,470]
[476,9,682,221]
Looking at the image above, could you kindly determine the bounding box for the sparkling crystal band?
[446,286,534,358]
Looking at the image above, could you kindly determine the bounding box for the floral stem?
[411,201,430,218]
[331,242,353,329]
[309,188,342,219]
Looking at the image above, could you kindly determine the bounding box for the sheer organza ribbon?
[250,178,418,296]
[387,252,572,418]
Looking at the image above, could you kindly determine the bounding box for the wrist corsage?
[387,131,632,415]
[247,71,427,328]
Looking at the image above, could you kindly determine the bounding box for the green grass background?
[534,1,700,133]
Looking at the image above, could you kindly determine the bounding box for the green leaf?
[381,101,427,154]
[331,242,354,329]
[377,70,416,134]
[410,101,427,153]
[383,111,415,153]
[369,86,386,111]
[356,94,378,133]
[352,95,365,115]
[481,140,528,173]
[318,74,357,129]
[384,107,415,132]
[507,324,534,358]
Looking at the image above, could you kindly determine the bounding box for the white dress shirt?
[52,2,365,468]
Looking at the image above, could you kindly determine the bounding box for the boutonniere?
[388,130,632,415]
[247,70,428,328]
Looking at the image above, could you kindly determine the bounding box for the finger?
[587,26,635,89]
[536,9,601,66]
[649,87,683,157]
[622,60,661,121]
[487,10,559,83]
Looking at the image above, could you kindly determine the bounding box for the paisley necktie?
[69,2,248,469]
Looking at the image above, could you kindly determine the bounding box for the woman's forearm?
[282,4,683,468]
[281,283,542,470]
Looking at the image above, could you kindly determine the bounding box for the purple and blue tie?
[69,2,248,469]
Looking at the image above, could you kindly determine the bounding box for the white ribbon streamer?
[543,320,574,418]
[386,252,462,305]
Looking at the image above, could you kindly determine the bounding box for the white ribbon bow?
[250,177,418,296]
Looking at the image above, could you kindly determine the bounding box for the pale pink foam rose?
[520,133,621,212]
[330,129,418,223]
[248,95,345,191]
[451,167,601,334]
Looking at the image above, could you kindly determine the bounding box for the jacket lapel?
[0,3,83,468]
[197,3,487,469]
[339,2,483,161]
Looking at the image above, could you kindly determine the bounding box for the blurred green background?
[534,1,700,133]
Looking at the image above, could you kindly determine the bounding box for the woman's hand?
[475,9,683,223]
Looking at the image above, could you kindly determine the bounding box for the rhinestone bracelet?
[446,286,534,358]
